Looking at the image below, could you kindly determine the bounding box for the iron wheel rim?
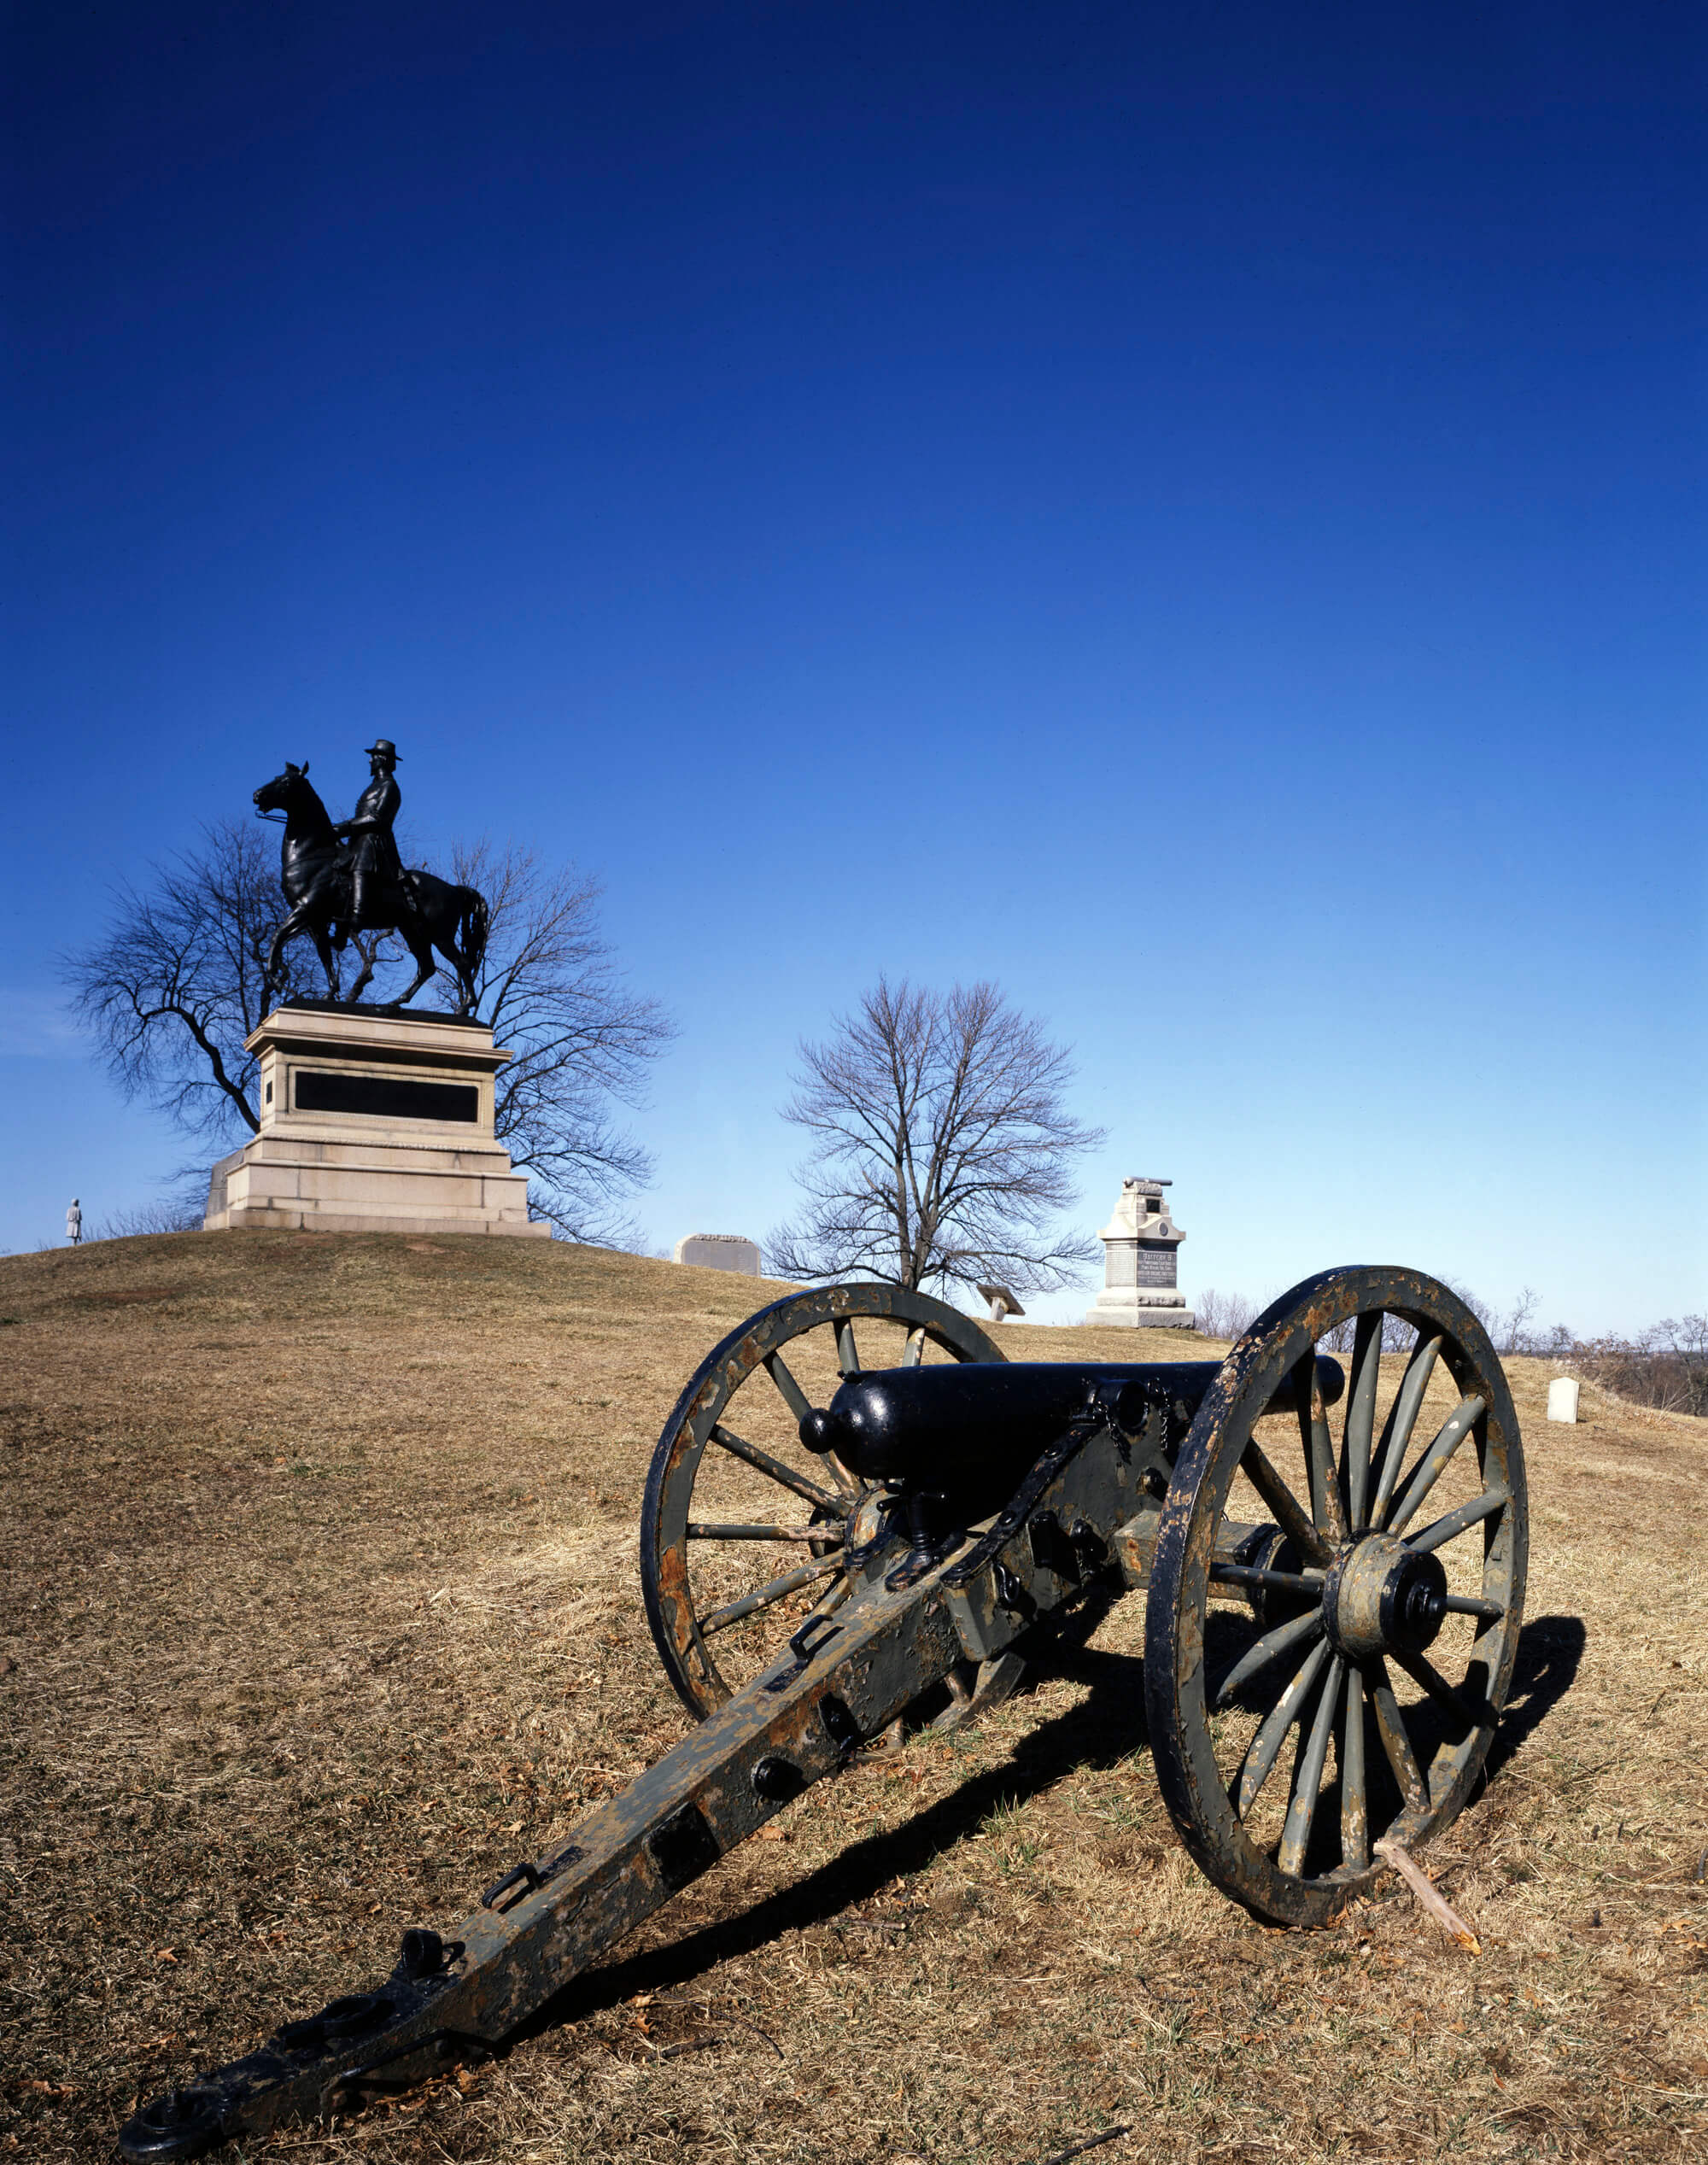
[1144,1265,1529,1926]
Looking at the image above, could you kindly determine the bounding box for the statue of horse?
[253,763,488,1015]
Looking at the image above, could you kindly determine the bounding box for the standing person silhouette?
[66,1197,82,1245]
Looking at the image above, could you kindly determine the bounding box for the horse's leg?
[434,926,469,1012]
[311,922,339,1000]
[264,905,315,992]
[389,927,441,1009]
[346,945,374,1003]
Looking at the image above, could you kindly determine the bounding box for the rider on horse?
[254,743,488,1013]
[335,739,411,931]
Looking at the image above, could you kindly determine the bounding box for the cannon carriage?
[122,1264,1528,2160]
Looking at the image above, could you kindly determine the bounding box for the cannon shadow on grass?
[513,1608,1583,2045]
[1479,1612,1586,1783]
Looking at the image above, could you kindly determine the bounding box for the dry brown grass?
[2,1232,1705,2165]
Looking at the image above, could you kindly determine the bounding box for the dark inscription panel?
[294,1070,479,1123]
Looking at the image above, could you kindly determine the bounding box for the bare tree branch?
[767,976,1103,1296]
[61,819,311,1145]
[452,842,673,1241]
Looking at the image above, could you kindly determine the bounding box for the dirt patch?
[1,1231,1704,2162]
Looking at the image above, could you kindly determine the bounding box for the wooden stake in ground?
[1374,1837,1481,1952]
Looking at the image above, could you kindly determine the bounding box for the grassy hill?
[2,1232,1705,2162]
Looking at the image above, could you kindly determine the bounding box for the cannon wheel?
[641,1283,1005,1719]
[1144,1267,1528,1927]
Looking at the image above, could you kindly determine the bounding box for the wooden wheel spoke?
[1236,1636,1332,1817]
[1297,1356,1349,1545]
[762,1349,814,1426]
[1278,1654,1344,1876]
[1341,1665,1369,1870]
[796,1570,854,1632]
[1142,1266,1528,1922]
[1342,1314,1384,1531]
[1369,1334,1443,1526]
[710,1423,841,1513]
[1367,1657,1425,1807]
[763,1346,858,1496]
[902,1327,927,1366]
[701,1556,844,1637]
[1240,1437,1332,1568]
[834,1319,862,1377]
[1385,1395,1486,1535]
[1391,1647,1489,1735]
[1213,1609,1324,1710]
[686,1522,842,1544]
[1407,1484,1510,1555]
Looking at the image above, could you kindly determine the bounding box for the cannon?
[120,1264,1529,2159]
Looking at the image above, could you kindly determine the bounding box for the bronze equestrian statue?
[254,742,488,1014]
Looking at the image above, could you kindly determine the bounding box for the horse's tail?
[458,888,489,1000]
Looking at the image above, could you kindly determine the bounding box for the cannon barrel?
[799,1356,1344,1521]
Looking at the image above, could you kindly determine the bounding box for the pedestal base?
[206,1133,545,1236]
[1084,1292,1197,1330]
[203,1004,549,1238]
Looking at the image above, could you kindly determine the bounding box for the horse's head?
[254,761,318,819]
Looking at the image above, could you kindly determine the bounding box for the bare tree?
[1498,1285,1541,1354]
[63,829,671,1241]
[1195,1288,1261,1342]
[65,818,307,1145]
[766,977,1103,1296]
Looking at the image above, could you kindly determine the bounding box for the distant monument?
[675,1234,762,1276]
[1085,1176,1195,1330]
[204,740,542,1238]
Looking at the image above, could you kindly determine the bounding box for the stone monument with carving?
[1084,1175,1195,1329]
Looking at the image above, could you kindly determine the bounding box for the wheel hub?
[1322,1533,1448,1660]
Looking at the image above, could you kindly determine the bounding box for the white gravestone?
[675,1234,762,1276]
[1085,1176,1196,1329]
[1546,1378,1581,1425]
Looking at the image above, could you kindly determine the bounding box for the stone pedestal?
[1085,1176,1195,1329]
[204,1004,548,1238]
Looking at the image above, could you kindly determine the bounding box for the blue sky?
[4,3,1703,1331]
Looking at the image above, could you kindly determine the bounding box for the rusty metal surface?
[120,1268,1537,2156]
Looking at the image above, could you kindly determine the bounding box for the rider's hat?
[364,739,400,762]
